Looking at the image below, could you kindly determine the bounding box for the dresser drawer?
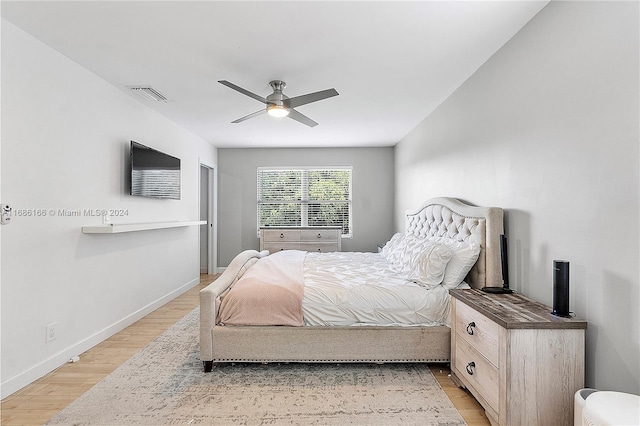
[300,229,340,242]
[455,299,500,367]
[299,242,339,253]
[262,243,301,253]
[262,229,301,242]
[260,227,341,253]
[454,337,499,412]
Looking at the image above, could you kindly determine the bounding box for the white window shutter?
[257,167,352,237]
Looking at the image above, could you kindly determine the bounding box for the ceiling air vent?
[127,86,168,102]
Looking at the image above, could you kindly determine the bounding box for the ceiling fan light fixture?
[267,104,290,118]
[219,79,337,126]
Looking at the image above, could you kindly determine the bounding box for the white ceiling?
[2,1,548,148]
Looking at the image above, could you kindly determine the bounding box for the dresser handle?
[317,233,322,238]
[466,322,476,335]
[466,361,476,375]
[280,233,284,238]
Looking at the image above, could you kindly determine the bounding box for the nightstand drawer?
[262,229,301,242]
[455,299,500,367]
[454,337,499,412]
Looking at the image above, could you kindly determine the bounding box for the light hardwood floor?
[1,274,489,426]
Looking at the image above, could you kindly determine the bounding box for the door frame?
[199,161,217,274]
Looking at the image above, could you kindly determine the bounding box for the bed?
[200,197,504,372]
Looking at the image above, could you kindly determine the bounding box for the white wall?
[1,20,217,397]
[395,1,639,393]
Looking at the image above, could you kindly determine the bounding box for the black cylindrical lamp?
[552,260,570,317]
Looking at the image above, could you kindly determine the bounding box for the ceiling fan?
[218,80,339,127]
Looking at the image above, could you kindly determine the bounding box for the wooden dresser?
[259,226,342,253]
[449,289,587,426]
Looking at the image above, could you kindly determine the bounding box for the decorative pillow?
[386,235,452,289]
[427,237,481,289]
[396,235,431,270]
[404,242,453,289]
[381,233,405,264]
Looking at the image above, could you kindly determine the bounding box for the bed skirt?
[209,324,451,364]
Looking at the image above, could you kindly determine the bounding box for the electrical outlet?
[46,322,57,343]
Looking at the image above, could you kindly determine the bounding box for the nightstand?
[449,289,587,426]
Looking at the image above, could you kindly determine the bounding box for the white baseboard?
[0,276,200,399]
[216,266,227,274]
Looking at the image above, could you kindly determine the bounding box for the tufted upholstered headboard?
[405,197,504,289]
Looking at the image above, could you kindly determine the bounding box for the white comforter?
[302,251,465,327]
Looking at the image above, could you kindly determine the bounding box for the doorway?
[199,163,216,274]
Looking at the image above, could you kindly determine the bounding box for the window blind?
[257,167,352,237]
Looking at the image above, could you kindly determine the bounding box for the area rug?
[46,308,465,425]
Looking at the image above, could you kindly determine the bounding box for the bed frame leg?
[203,361,213,372]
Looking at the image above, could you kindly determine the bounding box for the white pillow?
[405,242,452,289]
[394,234,423,269]
[427,237,481,289]
[389,235,453,289]
[381,233,405,264]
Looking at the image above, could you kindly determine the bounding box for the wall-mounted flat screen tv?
[130,141,181,200]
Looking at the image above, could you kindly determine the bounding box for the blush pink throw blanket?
[217,250,306,326]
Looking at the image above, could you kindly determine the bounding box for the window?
[257,167,352,237]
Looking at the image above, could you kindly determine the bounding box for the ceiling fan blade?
[288,109,318,127]
[284,88,339,109]
[231,109,266,123]
[218,80,268,104]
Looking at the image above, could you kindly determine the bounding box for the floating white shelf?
[82,220,207,234]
